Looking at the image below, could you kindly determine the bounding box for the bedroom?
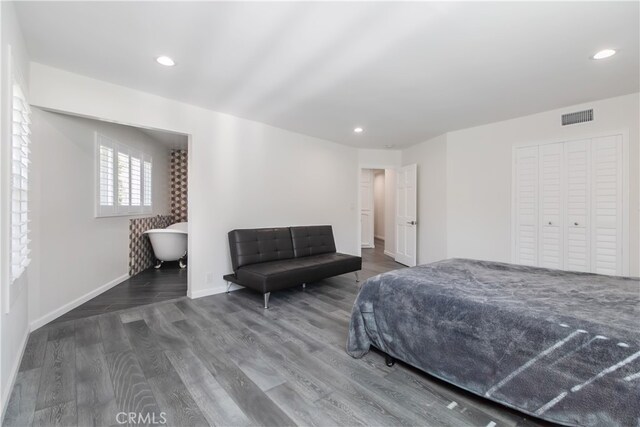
[0,1,638,427]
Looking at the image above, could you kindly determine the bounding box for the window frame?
[95,132,153,217]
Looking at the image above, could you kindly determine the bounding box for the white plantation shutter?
[117,150,130,209]
[130,154,142,207]
[95,133,153,217]
[97,134,116,216]
[11,81,31,283]
[99,146,114,205]
[143,156,152,212]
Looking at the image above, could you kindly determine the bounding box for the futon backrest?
[228,228,294,271]
[290,225,336,258]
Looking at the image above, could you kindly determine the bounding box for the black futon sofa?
[223,225,362,308]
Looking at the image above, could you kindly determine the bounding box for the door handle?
[548,221,552,225]
[407,221,417,225]
[574,222,579,226]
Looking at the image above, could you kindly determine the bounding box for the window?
[96,133,152,216]
[11,79,31,283]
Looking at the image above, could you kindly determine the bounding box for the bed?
[347,258,640,427]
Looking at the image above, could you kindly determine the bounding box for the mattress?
[346,258,640,426]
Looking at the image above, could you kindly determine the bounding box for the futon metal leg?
[302,283,306,290]
[355,271,360,282]
[264,292,270,309]
[226,281,231,293]
[385,354,396,367]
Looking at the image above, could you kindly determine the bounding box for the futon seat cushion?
[236,253,361,293]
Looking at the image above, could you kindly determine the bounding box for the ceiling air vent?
[562,109,593,126]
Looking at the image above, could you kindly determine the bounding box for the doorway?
[360,168,395,257]
[28,109,190,327]
[359,164,418,267]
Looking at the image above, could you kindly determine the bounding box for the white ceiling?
[16,1,640,148]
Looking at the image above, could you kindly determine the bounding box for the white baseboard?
[30,273,129,330]
[361,244,375,249]
[188,283,243,299]
[384,250,395,258]
[1,327,29,421]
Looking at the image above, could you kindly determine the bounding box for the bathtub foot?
[179,258,187,269]
[154,260,163,269]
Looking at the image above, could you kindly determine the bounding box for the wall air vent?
[562,109,593,126]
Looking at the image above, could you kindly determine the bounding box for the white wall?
[28,109,171,328]
[29,63,362,299]
[373,170,385,240]
[446,93,639,276]
[402,134,448,265]
[358,148,401,168]
[0,1,30,416]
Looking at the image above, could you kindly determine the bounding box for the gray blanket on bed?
[347,259,640,427]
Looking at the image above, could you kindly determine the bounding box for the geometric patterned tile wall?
[129,215,173,276]
[170,149,188,223]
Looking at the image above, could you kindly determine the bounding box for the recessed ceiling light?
[354,127,364,133]
[592,49,616,60]
[156,56,175,66]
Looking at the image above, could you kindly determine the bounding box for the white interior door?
[395,164,417,266]
[514,146,539,266]
[591,135,623,275]
[513,134,627,275]
[360,169,374,248]
[539,143,564,269]
[564,139,591,272]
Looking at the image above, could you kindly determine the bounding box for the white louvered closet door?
[564,139,591,273]
[514,146,539,266]
[539,143,563,269]
[514,135,626,275]
[591,135,623,275]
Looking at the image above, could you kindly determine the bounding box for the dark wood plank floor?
[3,240,546,427]
[51,262,187,325]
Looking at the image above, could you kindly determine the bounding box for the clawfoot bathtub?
[143,222,188,268]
